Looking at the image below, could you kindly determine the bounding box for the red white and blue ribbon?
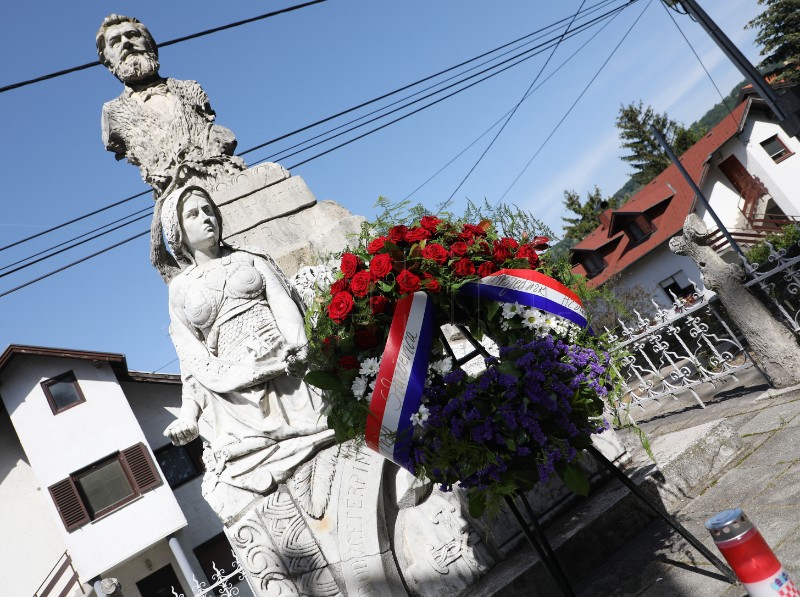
[364,270,587,468]
[365,291,434,468]
[459,269,588,329]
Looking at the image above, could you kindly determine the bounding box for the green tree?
[616,101,700,187]
[561,186,620,242]
[746,0,800,84]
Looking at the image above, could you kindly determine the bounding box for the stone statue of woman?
[160,185,335,523]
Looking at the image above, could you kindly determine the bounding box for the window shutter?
[48,478,90,532]
[121,442,163,493]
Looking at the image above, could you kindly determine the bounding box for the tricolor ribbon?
[459,269,588,328]
[364,270,588,468]
[365,291,434,468]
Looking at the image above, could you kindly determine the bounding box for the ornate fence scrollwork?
[608,282,752,414]
[742,230,800,335]
[172,550,247,597]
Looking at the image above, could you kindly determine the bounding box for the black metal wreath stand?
[437,325,738,595]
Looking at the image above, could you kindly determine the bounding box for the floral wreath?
[305,215,619,515]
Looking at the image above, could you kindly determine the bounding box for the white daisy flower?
[410,404,430,428]
[502,302,523,320]
[430,357,453,376]
[351,376,368,399]
[359,357,381,377]
[521,307,543,330]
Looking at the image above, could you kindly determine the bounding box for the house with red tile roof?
[570,95,800,309]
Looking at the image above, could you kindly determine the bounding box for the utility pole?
[667,0,800,138]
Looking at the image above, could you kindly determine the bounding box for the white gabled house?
[0,345,250,597]
[571,92,800,309]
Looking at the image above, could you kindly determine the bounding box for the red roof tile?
[570,99,750,285]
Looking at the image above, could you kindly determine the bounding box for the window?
[760,135,793,163]
[581,252,606,277]
[155,438,204,488]
[659,273,695,301]
[625,215,654,244]
[48,443,162,531]
[41,371,86,414]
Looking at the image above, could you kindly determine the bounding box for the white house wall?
[699,110,800,232]
[605,243,706,310]
[0,356,187,581]
[0,409,71,596]
[123,380,240,590]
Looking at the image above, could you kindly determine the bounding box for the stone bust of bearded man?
[97,14,246,196]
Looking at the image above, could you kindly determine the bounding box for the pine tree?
[746,0,800,84]
[561,187,620,242]
[616,101,700,187]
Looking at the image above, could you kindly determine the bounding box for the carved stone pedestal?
[212,163,365,277]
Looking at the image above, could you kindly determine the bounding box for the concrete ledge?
[468,419,741,596]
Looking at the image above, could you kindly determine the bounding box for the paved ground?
[576,373,800,596]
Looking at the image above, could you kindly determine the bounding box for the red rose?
[367,236,388,254]
[498,237,519,250]
[369,253,393,278]
[396,269,421,294]
[422,243,448,265]
[454,258,476,277]
[338,356,359,370]
[420,215,442,233]
[369,295,389,315]
[450,242,469,258]
[388,225,408,245]
[531,235,550,249]
[517,244,540,268]
[330,278,349,295]
[340,253,362,279]
[493,241,512,264]
[405,226,431,242]
[354,327,379,349]
[478,261,498,277]
[422,273,441,293]
[462,223,488,238]
[327,291,354,323]
[350,271,374,297]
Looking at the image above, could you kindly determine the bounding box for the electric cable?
[0,209,152,278]
[659,0,735,119]
[403,0,624,202]
[0,230,149,299]
[498,0,652,202]
[0,0,630,262]
[238,0,624,157]
[444,0,589,208]
[0,1,634,297]
[0,190,150,254]
[257,9,622,167]
[260,1,635,169]
[0,0,329,94]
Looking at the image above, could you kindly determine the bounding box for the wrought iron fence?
[741,233,800,335]
[172,551,247,597]
[606,283,753,414]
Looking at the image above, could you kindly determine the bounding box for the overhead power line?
[404,0,625,202]
[444,0,589,207]
[659,0,734,119]
[0,0,328,94]
[1,0,628,262]
[498,0,652,203]
[259,1,635,168]
[238,0,623,157]
[0,0,634,298]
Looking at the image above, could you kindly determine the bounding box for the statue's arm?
[165,279,204,446]
[101,103,127,161]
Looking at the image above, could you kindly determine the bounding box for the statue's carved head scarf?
[160,185,225,267]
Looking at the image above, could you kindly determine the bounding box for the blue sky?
[0,0,764,372]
